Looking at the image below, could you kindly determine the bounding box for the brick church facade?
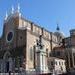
[0,6,64,73]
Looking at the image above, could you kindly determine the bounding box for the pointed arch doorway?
[3,51,13,72]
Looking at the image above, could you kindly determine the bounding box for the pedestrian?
[9,71,11,75]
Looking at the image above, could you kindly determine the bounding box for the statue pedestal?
[36,47,48,74]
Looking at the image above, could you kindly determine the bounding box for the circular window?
[7,32,13,42]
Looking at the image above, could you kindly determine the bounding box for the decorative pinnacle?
[56,23,60,31]
[5,11,8,20]
[17,3,20,13]
[11,5,14,14]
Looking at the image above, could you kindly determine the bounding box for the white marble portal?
[0,51,14,73]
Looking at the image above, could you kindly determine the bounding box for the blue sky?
[0,0,75,37]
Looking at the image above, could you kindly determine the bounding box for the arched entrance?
[3,51,13,72]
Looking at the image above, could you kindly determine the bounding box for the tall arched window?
[30,47,34,61]
[46,48,48,57]
[33,46,36,68]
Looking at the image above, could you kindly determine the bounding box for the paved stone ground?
[0,73,19,75]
